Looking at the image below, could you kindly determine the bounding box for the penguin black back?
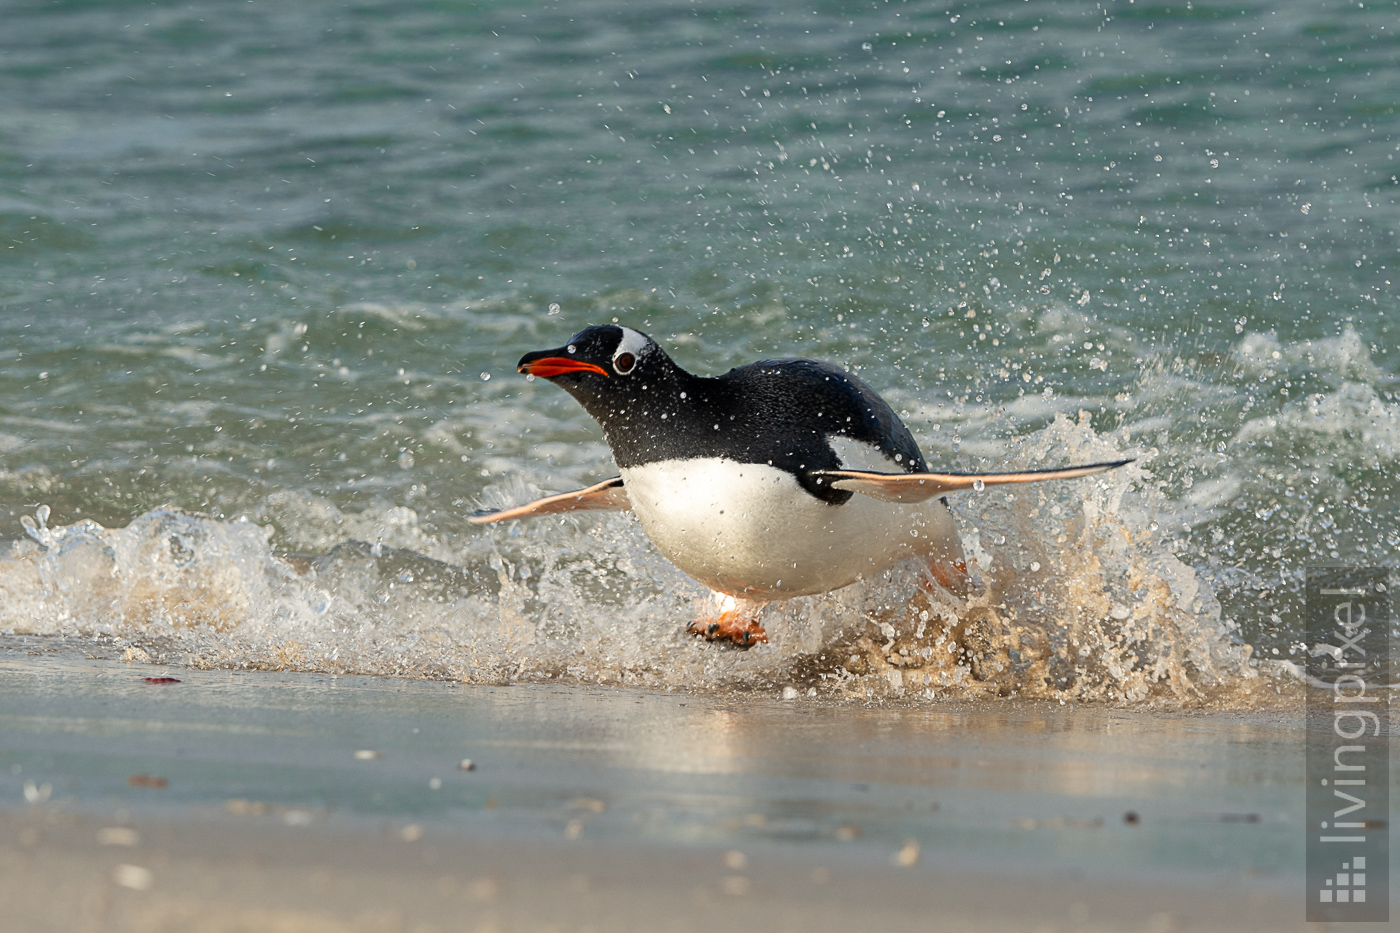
[518,325,928,503]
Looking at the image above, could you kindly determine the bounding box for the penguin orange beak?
[517,351,609,378]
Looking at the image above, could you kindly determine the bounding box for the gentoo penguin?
[471,325,1130,646]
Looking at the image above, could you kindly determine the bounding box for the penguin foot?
[688,591,769,648]
[926,557,970,596]
[687,612,768,647]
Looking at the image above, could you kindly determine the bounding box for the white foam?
[1234,381,1400,466]
[0,413,1282,707]
[1232,326,1383,384]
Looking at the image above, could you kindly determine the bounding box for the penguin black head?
[516,323,669,381]
[517,325,685,427]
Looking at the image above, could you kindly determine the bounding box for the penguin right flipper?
[810,458,1134,503]
[468,477,631,524]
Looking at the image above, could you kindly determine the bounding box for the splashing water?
[2,0,1390,712]
[0,415,1289,707]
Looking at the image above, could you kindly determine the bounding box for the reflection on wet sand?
[0,645,1326,931]
[4,648,1303,870]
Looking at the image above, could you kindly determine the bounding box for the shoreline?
[2,632,1304,713]
[0,642,1344,931]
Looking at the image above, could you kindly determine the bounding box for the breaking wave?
[0,413,1290,708]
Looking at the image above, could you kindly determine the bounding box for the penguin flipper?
[809,458,1134,503]
[468,477,631,523]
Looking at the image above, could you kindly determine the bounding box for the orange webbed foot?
[688,593,769,648]
[924,557,970,596]
[686,614,768,647]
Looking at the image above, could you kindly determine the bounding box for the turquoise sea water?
[1,0,1395,699]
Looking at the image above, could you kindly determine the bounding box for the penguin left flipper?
[468,477,630,524]
[809,457,1134,503]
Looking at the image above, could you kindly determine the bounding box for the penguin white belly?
[619,458,961,599]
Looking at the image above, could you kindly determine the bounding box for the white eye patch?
[614,326,650,361]
[612,327,650,374]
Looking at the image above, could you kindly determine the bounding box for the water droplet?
[1029,561,1041,572]
[23,780,52,804]
[397,450,415,470]
[548,302,561,315]
[21,505,54,548]
[972,478,985,492]
[861,41,872,50]
[479,372,491,381]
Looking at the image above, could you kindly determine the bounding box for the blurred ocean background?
[0,0,1395,702]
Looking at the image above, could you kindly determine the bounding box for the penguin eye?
[613,352,637,375]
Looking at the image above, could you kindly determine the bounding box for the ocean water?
[1,0,1395,704]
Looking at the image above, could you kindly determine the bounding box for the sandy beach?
[2,807,1304,933]
[0,639,1327,932]
[4,0,1397,927]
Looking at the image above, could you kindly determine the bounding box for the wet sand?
[0,640,1328,931]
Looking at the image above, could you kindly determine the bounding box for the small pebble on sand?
[127,774,167,789]
[112,864,153,890]
[892,839,921,867]
[97,827,140,846]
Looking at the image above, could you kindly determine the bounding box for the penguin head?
[518,324,664,380]
[518,325,678,415]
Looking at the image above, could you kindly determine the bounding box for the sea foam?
[0,414,1288,707]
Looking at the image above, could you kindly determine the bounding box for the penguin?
[471,324,1131,646]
